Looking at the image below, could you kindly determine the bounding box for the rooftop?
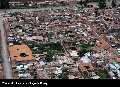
[9,44,33,62]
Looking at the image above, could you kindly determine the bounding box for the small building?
[70,50,78,57]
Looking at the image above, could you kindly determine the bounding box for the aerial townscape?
[0,0,120,79]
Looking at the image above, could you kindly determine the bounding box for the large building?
[9,45,33,62]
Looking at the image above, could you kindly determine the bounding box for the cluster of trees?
[93,0,117,8]
[77,0,89,7]
[76,0,117,9]
[76,0,107,9]
[78,43,93,57]
[0,0,9,9]
[97,0,106,9]
[58,68,69,79]
[26,41,64,62]
[111,0,117,7]
[96,69,109,79]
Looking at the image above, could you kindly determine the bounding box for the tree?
[111,0,116,7]
[59,68,69,79]
[97,0,106,9]
[78,49,89,57]
[0,0,9,9]
[24,1,29,8]
[96,69,109,79]
[77,0,89,7]
[95,8,99,17]
[45,50,54,62]
[60,1,67,6]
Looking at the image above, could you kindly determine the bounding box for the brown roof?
[95,35,116,53]
[9,45,33,62]
[96,38,110,49]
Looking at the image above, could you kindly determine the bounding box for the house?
[70,50,78,57]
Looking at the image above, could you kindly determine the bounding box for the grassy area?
[78,43,94,57]
[96,69,109,79]
[25,41,64,54]
[25,41,64,62]
[79,43,93,50]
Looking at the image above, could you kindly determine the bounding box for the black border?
[0,79,118,87]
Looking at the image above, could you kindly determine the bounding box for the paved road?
[0,16,13,79]
[1,6,71,13]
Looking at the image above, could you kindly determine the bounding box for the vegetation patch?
[96,69,109,79]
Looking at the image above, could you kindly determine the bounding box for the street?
[3,6,71,13]
[0,15,13,79]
